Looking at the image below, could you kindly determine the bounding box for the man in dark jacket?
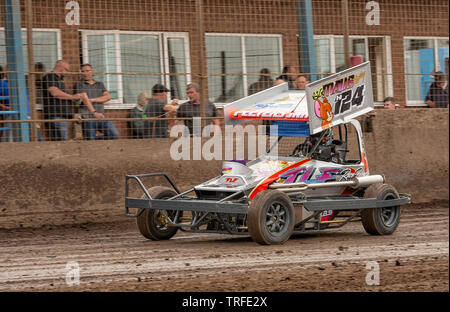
[42,60,80,140]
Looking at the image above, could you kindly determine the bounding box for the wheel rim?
[380,194,399,227]
[151,193,178,232]
[265,202,289,236]
[153,210,171,231]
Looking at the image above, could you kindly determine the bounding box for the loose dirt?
[0,201,448,292]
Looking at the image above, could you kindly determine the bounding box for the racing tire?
[248,190,295,245]
[361,183,401,235]
[136,186,179,240]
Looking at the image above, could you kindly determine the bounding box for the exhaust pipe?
[269,174,385,192]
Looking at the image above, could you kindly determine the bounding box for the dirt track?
[0,201,448,292]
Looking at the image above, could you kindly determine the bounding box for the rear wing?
[305,61,374,134]
[223,83,308,126]
[223,62,374,135]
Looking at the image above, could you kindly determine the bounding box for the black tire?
[248,190,295,245]
[136,186,179,240]
[361,183,401,235]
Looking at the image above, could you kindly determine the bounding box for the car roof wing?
[223,83,309,126]
[223,62,374,136]
[305,61,374,134]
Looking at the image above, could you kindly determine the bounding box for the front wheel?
[361,183,401,235]
[247,190,295,245]
[136,186,180,240]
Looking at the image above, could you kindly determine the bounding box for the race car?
[125,62,411,245]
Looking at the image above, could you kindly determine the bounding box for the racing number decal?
[352,85,365,106]
[334,85,365,115]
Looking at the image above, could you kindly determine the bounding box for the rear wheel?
[248,190,295,245]
[136,186,179,240]
[361,183,401,235]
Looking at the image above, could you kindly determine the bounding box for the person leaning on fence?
[74,63,119,140]
[425,71,449,108]
[129,92,151,139]
[42,60,81,141]
[177,82,220,136]
[145,84,178,138]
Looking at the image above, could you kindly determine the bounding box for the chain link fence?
[0,0,448,142]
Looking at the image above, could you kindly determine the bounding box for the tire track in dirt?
[0,203,448,291]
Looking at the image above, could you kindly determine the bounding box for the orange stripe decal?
[361,152,368,172]
[248,158,312,200]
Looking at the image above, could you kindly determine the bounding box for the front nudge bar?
[125,173,182,217]
[125,173,248,218]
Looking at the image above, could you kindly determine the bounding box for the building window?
[0,28,61,74]
[81,30,191,107]
[314,35,393,104]
[404,37,449,106]
[206,34,283,104]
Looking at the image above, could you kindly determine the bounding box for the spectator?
[146,84,178,138]
[129,92,151,139]
[42,60,80,141]
[0,66,10,111]
[0,66,10,141]
[383,97,396,109]
[177,82,220,136]
[1,65,43,141]
[248,68,274,95]
[294,75,310,90]
[74,63,119,140]
[274,65,297,89]
[425,71,449,108]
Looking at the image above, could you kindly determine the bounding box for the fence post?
[195,0,207,129]
[1,0,30,142]
[297,0,317,82]
[25,0,37,141]
[342,0,350,69]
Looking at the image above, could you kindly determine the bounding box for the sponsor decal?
[320,210,335,222]
[231,110,308,121]
[277,166,363,185]
[222,167,233,174]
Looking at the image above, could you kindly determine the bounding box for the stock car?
[124,62,411,245]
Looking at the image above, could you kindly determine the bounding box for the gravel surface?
[0,201,448,292]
